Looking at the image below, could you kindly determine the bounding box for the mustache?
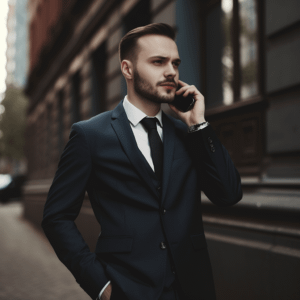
[157,79,177,87]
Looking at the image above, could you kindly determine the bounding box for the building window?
[91,42,107,116]
[71,71,81,123]
[203,0,259,109]
[239,0,258,99]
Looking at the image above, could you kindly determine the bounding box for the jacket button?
[160,242,166,249]
[208,137,212,143]
[211,147,215,152]
[157,186,161,191]
[160,208,166,215]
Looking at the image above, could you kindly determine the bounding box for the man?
[42,23,242,300]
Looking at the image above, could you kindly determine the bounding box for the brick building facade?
[24,1,300,299]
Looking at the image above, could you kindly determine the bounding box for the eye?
[173,62,180,67]
[153,60,163,65]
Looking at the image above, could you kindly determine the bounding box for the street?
[0,201,90,300]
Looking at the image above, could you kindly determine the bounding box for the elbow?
[208,188,243,207]
[223,170,243,206]
[223,184,243,207]
[215,184,243,207]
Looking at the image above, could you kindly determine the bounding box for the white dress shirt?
[123,96,163,171]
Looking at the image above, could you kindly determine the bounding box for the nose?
[164,62,177,78]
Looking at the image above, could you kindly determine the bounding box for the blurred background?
[0,0,300,299]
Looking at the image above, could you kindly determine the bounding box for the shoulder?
[75,111,112,129]
[71,111,112,136]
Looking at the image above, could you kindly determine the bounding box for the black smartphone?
[171,84,195,112]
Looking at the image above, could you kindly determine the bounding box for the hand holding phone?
[171,83,195,112]
[169,80,206,127]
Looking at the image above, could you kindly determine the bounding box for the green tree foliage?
[0,86,28,160]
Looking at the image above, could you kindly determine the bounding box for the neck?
[127,88,161,117]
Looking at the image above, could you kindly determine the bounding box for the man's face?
[132,34,181,104]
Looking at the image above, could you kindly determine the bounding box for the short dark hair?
[119,23,176,63]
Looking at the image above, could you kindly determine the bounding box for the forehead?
[136,34,179,60]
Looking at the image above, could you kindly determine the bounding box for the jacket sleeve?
[41,123,109,300]
[187,124,243,207]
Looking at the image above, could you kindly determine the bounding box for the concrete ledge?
[202,188,300,214]
[23,179,52,194]
[241,176,300,188]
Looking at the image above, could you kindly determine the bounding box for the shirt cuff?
[97,281,111,300]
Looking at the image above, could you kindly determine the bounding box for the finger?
[183,87,196,97]
[176,85,191,94]
[178,79,188,86]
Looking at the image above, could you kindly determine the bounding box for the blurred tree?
[0,86,28,160]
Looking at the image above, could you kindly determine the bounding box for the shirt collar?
[123,95,163,128]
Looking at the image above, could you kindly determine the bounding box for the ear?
[121,60,133,80]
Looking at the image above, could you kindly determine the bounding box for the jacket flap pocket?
[96,236,133,253]
[190,234,207,250]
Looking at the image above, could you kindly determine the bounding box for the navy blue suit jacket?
[42,100,242,300]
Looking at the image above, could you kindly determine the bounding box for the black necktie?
[140,117,163,181]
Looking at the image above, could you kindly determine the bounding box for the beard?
[133,68,175,104]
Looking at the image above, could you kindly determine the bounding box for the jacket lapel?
[111,101,159,200]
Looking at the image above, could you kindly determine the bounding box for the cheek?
[143,69,160,85]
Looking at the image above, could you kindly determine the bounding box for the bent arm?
[187,124,243,206]
[42,123,109,299]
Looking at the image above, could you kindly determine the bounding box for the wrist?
[187,118,206,127]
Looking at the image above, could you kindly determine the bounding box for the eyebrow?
[149,56,181,64]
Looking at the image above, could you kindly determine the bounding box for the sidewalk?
[0,201,90,300]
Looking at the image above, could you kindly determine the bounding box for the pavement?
[0,201,90,300]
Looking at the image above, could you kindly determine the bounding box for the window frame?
[200,0,265,118]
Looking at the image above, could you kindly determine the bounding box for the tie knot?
[141,117,158,130]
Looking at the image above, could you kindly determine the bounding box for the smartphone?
[171,84,195,112]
